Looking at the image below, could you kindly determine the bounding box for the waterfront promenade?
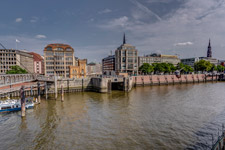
[0,74,220,98]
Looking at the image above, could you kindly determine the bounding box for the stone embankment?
[132,74,218,86]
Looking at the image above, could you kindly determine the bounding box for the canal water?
[1,82,225,150]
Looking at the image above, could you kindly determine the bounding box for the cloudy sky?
[0,0,225,62]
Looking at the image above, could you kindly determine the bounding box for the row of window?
[46,47,73,51]
[0,54,16,56]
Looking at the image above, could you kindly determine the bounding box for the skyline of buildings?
[0,34,224,76]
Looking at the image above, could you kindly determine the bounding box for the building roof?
[44,43,74,52]
[29,52,43,61]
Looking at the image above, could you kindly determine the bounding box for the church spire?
[207,39,212,57]
[123,33,126,44]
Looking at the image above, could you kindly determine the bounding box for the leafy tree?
[183,65,194,73]
[210,64,217,72]
[168,63,176,73]
[176,62,185,70]
[194,60,212,72]
[153,63,165,74]
[217,65,225,72]
[139,63,154,74]
[6,65,28,74]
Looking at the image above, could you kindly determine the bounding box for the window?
[46,47,52,51]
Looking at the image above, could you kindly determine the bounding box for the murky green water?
[1,82,225,150]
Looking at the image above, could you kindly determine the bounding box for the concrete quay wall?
[132,74,218,86]
[49,77,111,93]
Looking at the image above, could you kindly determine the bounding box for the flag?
[16,39,20,43]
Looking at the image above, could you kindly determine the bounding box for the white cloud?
[30,17,39,23]
[98,9,112,14]
[35,35,47,39]
[0,35,67,55]
[98,0,225,59]
[174,42,193,46]
[100,16,129,29]
[15,18,22,23]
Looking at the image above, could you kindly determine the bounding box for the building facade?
[29,52,44,74]
[86,63,102,76]
[69,59,87,78]
[102,55,115,75]
[0,49,34,74]
[181,57,199,67]
[181,57,218,67]
[138,53,180,67]
[44,43,75,78]
[115,34,138,75]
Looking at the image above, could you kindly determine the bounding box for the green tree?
[194,60,212,72]
[168,63,176,73]
[139,63,154,74]
[217,65,225,72]
[210,64,217,72]
[153,63,165,74]
[183,65,194,73]
[6,65,28,74]
[176,63,185,70]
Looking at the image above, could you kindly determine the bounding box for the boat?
[0,98,35,113]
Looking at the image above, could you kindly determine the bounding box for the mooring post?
[67,80,69,92]
[30,86,33,96]
[61,84,64,102]
[37,82,41,104]
[108,80,111,93]
[20,86,26,117]
[45,82,48,100]
[54,76,58,100]
[82,78,84,92]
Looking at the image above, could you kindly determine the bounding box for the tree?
[217,65,225,72]
[183,65,194,73]
[176,62,185,70]
[6,65,28,74]
[139,63,154,74]
[194,60,212,72]
[153,63,165,74]
[168,63,176,73]
[210,64,217,72]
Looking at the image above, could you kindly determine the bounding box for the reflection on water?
[0,82,225,149]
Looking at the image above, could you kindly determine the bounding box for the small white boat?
[0,98,35,113]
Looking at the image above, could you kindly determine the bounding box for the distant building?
[138,53,180,67]
[87,62,102,76]
[219,60,225,66]
[44,43,75,78]
[0,49,34,74]
[207,39,212,57]
[182,40,218,67]
[29,52,44,74]
[199,57,218,65]
[115,34,138,75]
[102,55,115,75]
[69,59,87,78]
[181,57,199,67]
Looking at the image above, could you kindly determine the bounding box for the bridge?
[0,74,55,88]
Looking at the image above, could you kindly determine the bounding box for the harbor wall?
[132,74,218,86]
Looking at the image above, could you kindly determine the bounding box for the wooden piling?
[61,84,64,102]
[37,82,41,104]
[54,76,58,100]
[45,82,48,100]
[20,86,26,117]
